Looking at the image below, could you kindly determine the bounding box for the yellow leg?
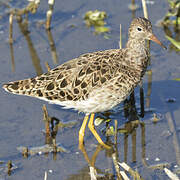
[88,113,111,149]
[79,115,89,149]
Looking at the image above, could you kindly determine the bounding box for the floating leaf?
[94,26,110,34]
[173,78,180,81]
[165,35,180,49]
[84,10,110,37]
[84,10,106,21]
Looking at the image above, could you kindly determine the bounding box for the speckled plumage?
[3,17,164,114]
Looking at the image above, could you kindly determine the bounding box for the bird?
[3,17,166,149]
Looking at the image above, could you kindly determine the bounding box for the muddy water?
[0,0,180,179]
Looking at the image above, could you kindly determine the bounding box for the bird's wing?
[3,49,124,102]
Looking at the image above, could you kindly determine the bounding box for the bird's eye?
[137,27,142,31]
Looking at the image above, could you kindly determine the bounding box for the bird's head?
[128,17,166,49]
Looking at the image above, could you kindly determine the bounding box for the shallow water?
[0,0,180,179]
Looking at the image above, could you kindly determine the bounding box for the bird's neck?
[125,38,150,72]
[126,38,147,53]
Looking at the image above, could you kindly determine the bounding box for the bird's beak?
[149,34,167,49]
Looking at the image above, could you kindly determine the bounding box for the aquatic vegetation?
[159,0,180,51]
[84,10,110,36]
[174,78,180,81]
[163,0,180,26]
[165,35,180,49]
